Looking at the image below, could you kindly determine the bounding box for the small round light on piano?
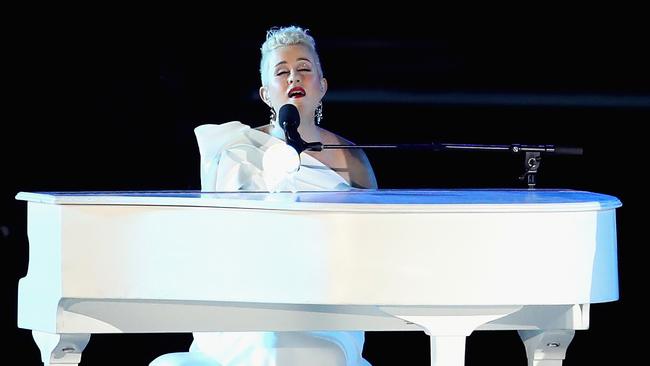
[546,342,560,348]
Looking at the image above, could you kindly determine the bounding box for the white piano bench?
[149,352,220,366]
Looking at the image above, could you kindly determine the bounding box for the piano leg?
[518,330,575,366]
[32,331,90,366]
[430,336,466,366]
[380,306,522,366]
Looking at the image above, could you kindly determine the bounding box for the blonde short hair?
[260,26,323,86]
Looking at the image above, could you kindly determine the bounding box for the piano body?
[16,189,621,366]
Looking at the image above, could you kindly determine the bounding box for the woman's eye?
[276,71,289,76]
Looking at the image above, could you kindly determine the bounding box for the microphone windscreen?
[278,104,300,129]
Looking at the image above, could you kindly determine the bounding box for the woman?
[151,26,375,366]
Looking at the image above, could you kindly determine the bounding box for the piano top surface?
[16,189,621,213]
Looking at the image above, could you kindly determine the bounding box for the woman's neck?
[297,120,321,142]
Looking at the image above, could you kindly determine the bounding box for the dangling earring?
[269,107,276,125]
[315,101,323,125]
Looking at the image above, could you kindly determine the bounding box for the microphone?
[278,104,308,154]
[261,104,304,178]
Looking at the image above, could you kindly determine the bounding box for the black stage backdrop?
[3,14,647,365]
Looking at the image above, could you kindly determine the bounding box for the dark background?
[3,12,647,365]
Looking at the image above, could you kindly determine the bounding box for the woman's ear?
[320,78,328,95]
[259,86,271,106]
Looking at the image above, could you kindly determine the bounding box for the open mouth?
[288,87,306,98]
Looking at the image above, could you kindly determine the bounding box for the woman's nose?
[288,71,300,84]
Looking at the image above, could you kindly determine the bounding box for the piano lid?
[15,189,621,213]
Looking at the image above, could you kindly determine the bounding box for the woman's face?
[260,44,327,123]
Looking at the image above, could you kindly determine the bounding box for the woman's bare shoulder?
[318,128,378,189]
[317,128,354,146]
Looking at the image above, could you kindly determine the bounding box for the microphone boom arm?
[304,142,583,189]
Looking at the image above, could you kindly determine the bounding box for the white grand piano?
[16,189,621,366]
